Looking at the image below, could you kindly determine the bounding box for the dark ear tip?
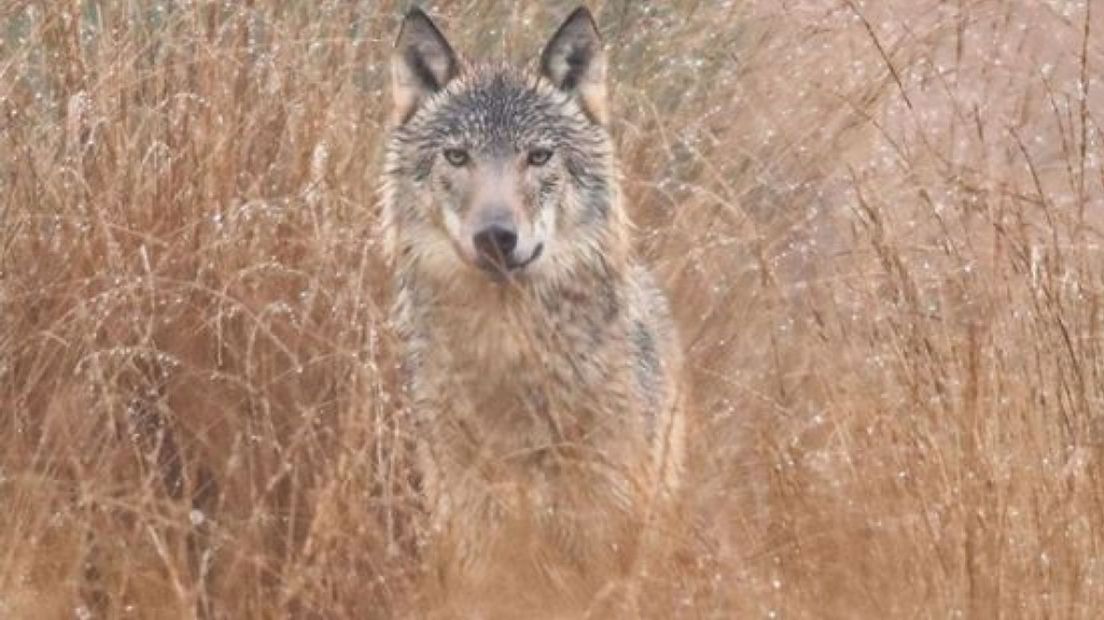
[403,6,431,24]
[400,7,439,34]
[565,6,596,27]
[395,9,425,47]
[396,7,453,52]
[555,6,600,43]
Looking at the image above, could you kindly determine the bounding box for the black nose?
[473,224,518,262]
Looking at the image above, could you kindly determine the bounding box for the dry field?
[2,0,1103,617]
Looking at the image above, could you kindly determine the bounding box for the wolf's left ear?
[392,8,460,124]
[540,7,608,126]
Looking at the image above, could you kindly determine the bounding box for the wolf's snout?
[473,224,518,263]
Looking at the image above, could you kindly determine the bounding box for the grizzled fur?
[381,7,685,614]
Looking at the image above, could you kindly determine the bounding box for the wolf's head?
[382,7,626,287]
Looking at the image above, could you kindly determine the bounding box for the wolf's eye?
[527,148,553,167]
[443,148,470,167]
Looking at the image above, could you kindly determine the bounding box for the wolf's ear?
[392,8,459,124]
[540,7,608,126]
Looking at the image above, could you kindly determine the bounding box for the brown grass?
[3,1,1103,617]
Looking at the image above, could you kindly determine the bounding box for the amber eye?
[443,148,470,167]
[527,148,553,167]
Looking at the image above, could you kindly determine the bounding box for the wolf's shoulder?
[624,262,679,364]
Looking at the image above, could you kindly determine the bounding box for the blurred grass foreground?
[2,1,1103,617]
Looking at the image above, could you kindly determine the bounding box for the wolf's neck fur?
[403,251,634,466]
[405,247,627,378]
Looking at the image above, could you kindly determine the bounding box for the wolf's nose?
[473,225,518,262]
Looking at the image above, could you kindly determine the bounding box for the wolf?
[381,6,686,615]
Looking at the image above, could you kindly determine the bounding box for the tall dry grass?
[2,0,1102,617]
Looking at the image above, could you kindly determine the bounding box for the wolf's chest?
[421,308,624,444]
[429,301,589,381]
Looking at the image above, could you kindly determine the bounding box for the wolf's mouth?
[477,242,543,277]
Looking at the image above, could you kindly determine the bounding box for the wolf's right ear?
[392,8,459,124]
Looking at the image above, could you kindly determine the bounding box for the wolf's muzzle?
[473,224,518,264]
[472,223,542,275]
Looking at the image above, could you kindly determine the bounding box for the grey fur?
[381,6,685,614]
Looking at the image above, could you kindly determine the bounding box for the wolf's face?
[385,8,618,284]
[408,75,571,278]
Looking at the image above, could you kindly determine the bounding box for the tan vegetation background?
[2,0,1103,617]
